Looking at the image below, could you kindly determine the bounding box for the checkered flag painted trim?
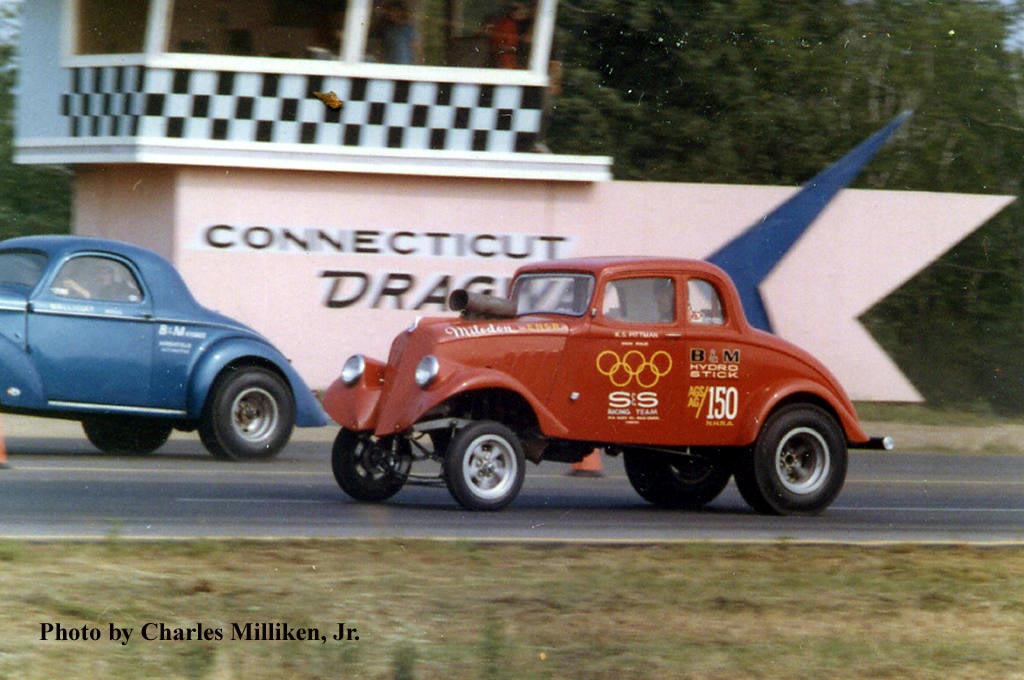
[63,67,543,153]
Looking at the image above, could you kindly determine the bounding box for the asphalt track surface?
[0,418,1021,544]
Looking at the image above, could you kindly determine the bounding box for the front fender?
[322,357,386,430]
[0,334,46,410]
[187,337,328,427]
[374,362,571,438]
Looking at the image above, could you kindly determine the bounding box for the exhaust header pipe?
[448,289,516,319]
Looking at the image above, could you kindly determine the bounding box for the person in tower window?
[489,2,528,68]
[381,0,422,64]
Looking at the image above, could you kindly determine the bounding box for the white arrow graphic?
[761,189,1016,401]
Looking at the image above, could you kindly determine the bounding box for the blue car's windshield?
[0,251,48,288]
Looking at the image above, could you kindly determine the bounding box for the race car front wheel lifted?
[332,429,412,502]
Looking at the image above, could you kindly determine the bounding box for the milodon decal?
[687,385,739,427]
[597,349,673,423]
[443,321,568,339]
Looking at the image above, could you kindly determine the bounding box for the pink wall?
[73,166,1014,399]
[75,166,179,260]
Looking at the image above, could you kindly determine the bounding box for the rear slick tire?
[623,448,732,509]
[734,404,847,516]
[199,367,295,461]
[82,417,172,455]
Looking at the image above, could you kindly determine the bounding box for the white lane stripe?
[9,467,1023,485]
[833,506,1024,514]
[9,465,323,477]
[171,497,1024,515]
[178,498,327,504]
[845,479,1024,486]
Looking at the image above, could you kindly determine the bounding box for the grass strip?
[1,539,1021,679]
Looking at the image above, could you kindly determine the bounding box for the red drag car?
[323,257,891,513]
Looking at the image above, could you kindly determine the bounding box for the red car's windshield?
[511,273,595,316]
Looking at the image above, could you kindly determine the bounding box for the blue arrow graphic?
[708,110,913,332]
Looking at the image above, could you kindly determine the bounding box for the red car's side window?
[687,278,725,325]
[601,277,675,324]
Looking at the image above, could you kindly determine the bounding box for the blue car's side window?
[0,250,47,288]
[50,256,143,303]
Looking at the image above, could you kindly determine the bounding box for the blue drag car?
[0,235,326,459]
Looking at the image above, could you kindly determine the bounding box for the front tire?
[444,421,525,511]
[199,366,295,461]
[82,417,172,455]
[624,448,732,509]
[733,404,848,515]
[332,430,412,502]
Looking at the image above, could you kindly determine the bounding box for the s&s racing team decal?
[597,349,673,423]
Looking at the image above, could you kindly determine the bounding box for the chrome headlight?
[414,355,440,388]
[340,354,366,387]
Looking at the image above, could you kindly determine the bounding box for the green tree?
[0,1,71,239]
[549,0,1024,413]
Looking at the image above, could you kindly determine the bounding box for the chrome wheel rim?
[231,387,278,442]
[774,427,830,495]
[353,438,405,481]
[355,439,386,481]
[462,434,517,500]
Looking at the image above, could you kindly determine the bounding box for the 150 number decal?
[687,385,739,424]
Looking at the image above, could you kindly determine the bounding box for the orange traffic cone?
[0,418,8,469]
[569,449,603,477]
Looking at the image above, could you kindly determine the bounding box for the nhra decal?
[687,385,739,426]
[597,350,673,423]
[689,348,741,380]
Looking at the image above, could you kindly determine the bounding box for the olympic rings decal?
[596,350,673,388]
